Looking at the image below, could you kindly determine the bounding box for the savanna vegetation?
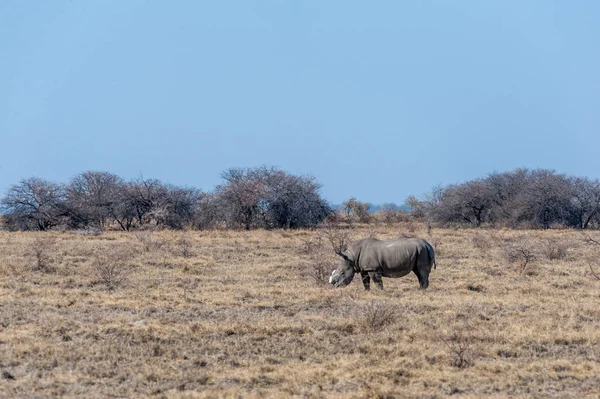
[416,169,600,230]
[0,166,331,232]
[2,167,600,397]
[3,167,600,233]
[1,222,599,398]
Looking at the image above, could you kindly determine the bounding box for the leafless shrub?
[471,232,490,251]
[75,226,102,236]
[323,221,351,256]
[306,260,332,285]
[357,300,397,332]
[504,241,536,274]
[445,332,473,369]
[541,238,567,261]
[581,232,600,280]
[298,234,325,255]
[134,231,165,252]
[29,237,57,273]
[341,197,371,223]
[299,235,337,285]
[366,223,381,238]
[178,235,194,258]
[93,246,132,290]
[380,203,399,225]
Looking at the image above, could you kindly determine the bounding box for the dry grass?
[1,223,600,398]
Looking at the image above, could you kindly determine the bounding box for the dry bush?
[581,232,600,280]
[357,300,397,332]
[504,240,536,274]
[92,246,132,290]
[470,232,490,251]
[178,235,194,258]
[379,204,400,225]
[29,236,57,273]
[134,231,166,253]
[322,221,351,256]
[299,235,337,285]
[366,223,382,238]
[397,221,417,238]
[445,331,474,369]
[75,226,102,237]
[541,238,568,261]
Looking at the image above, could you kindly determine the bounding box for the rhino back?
[355,238,426,276]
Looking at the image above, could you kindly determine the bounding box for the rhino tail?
[427,243,436,269]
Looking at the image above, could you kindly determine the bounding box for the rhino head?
[329,250,356,287]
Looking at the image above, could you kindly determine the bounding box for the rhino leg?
[369,272,384,290]
[412,268,429,289]
[361,272,371,290]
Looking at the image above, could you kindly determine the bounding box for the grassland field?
[1,223,599,398]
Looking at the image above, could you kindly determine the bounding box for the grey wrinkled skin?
[329,238,436,290]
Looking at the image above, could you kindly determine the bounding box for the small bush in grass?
[541,238,567,260]
[471,232,490,251]
[75,226,102,237]
[29,236,57,273]
[299,235,337,285]
[93,246,132,290]
[178,235,194,258]
[582,233,600,280]
[358,300,397,332]
[398,221,417,237]
[134,231,165,253]
[446,333,473,369]
[504,240,536,274]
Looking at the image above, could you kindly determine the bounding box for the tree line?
[3,167,599,231]
[415,168,600,229]
[0,167,331,231]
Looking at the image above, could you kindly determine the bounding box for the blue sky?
[1,1,599,204]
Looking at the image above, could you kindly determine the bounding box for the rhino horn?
[335,250,352,262]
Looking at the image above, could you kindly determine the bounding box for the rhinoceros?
[329,237,436,290]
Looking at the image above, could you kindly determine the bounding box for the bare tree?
[486,169,530,227]
[518,170,574,229]
[428,179,493,227]
[216,170,266,229]
[215,167,331,229]
[568,177,600,229]
[405,195,427,221]
[160,186,201,229]
[1,178,66,230]
[261,171,330,229]
[341,197,371,223]
[379,203,400,225]
[126,176,171,226]
[109,185,138,231]
[65,171,123,229]
[192,193,223,229]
